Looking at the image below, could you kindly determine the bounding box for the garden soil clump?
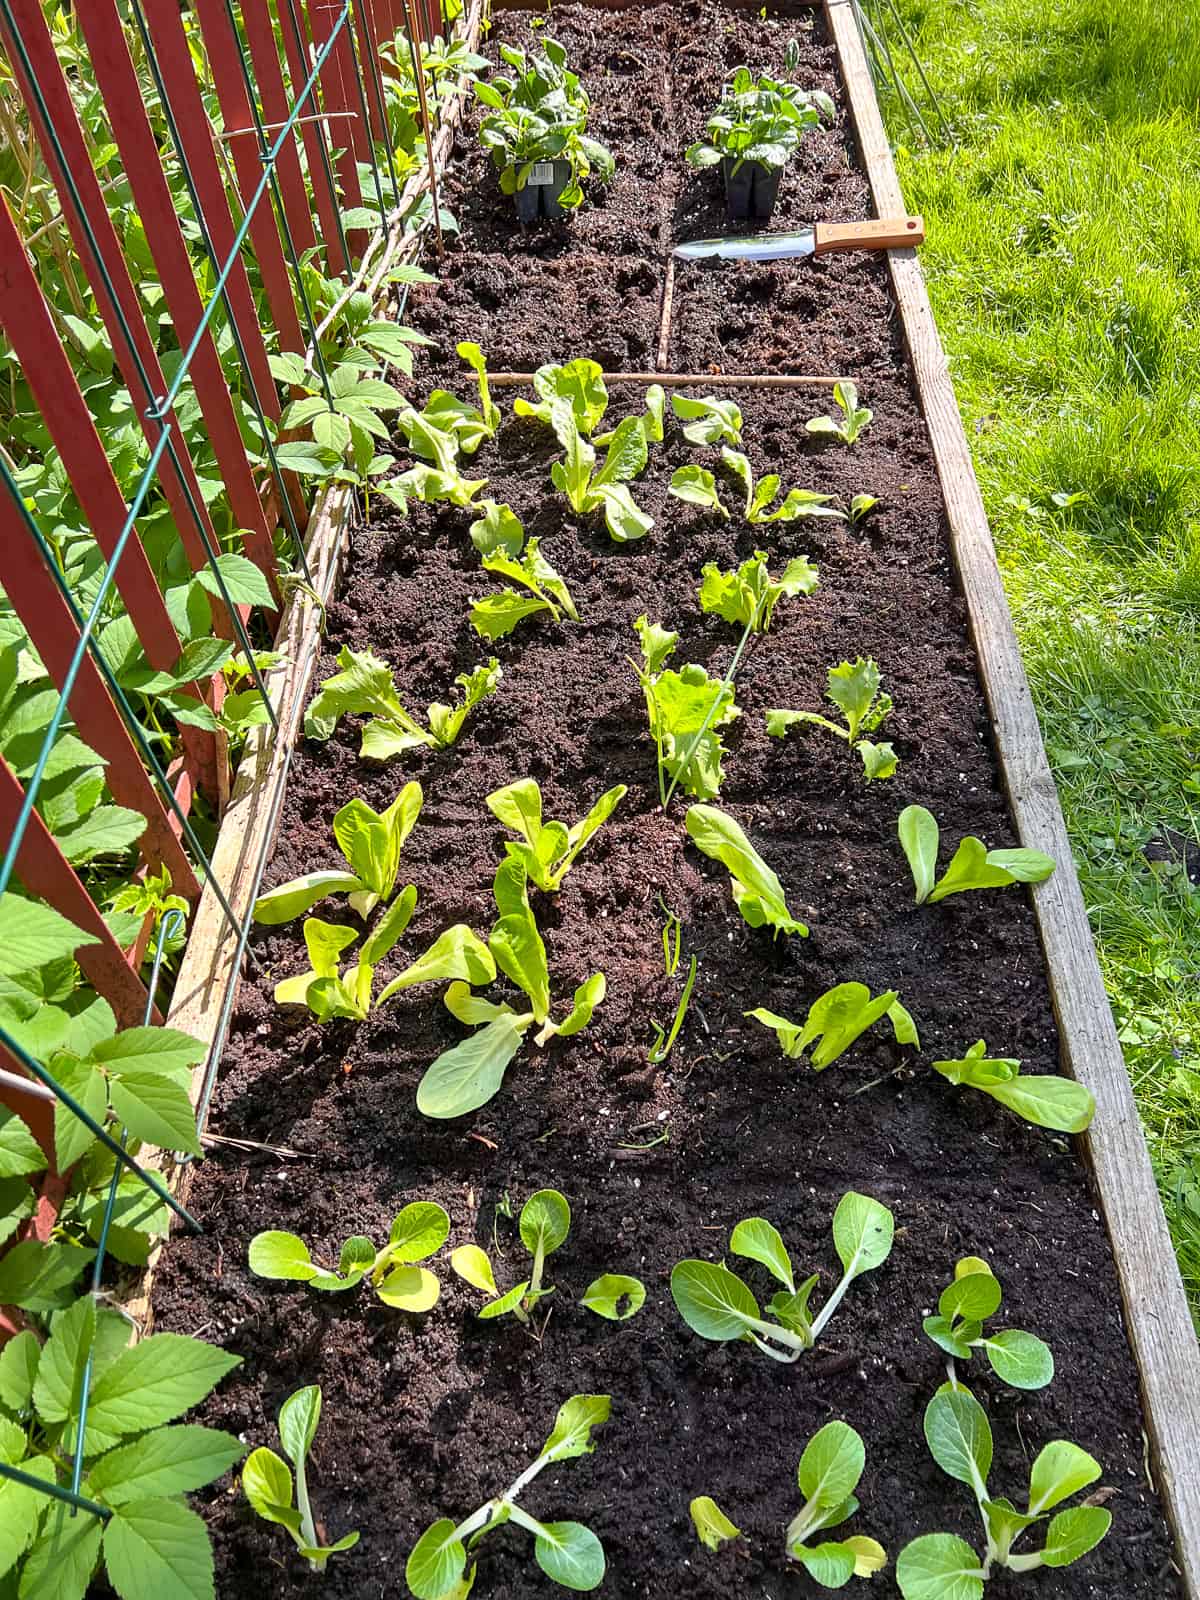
[153,4,1183,1597]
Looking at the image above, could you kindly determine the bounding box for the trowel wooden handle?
[812,216,925,254]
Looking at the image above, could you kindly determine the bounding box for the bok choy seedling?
[924,1256,1054,1390]
[254,782,422,924]
[416,859,605,1118]
[671,1193,894,1363]
[748,982,919,1068]
[699,549,820,633]
[786,1422,887,1585]
[451,1188,569,1324]
[805,381,873,445]
[691,1497,742,1551]
[305,646,502,762]
[486,777,626,890]
[896,1390,1111,1598]
[767,658,898,781]
[630,616,741,805]
[248,1201,450,1313]
[930,1040,1095,1133]
[686,804,808,937]
[406,1394,611,1598]
[243,1386,359,1571]
[899,806,1056,905]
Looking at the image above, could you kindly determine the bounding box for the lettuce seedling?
[671,393,743,446]
[924,1256,1054,1390]
[721,447,843,523]
[487,777,626,890]
[686,803,808,936]
[274,906,494,1022]
[305,646,501,762]
[514,357,610,434]
[406,1394,610,1598]
[413,340,501,456]
[382,457,488,512]
[849,493,880,526]
[471,539,579,639]
[244,1386,359,1572]
[254,782,422,924]
[931,1039,1095,1133]
[416,859,605,1117]
[580,1273,645,1320]
[595,384,665,447]
[470,499,526,558]
[899,805,1056,905]
[896,1389,1111,1598]
[786,1422,887,1585]
[768,658,898,780]
[549,398,654,542]
[671,1193,894,1363]
[691,1497,742,1551]
[748,982,919,1068]
[668,464,730,518]
[249,1202,450,1313]
[805,381,873,445]
[699,549,820,633]
[451,1188,570,1324]
[631,616,741,804]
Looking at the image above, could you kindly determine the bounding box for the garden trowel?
[674,215,925,262]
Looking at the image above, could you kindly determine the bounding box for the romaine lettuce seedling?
[549,398,654,542]
[471,539,579,639]
[691,1497,742,1551]
[595,384,665,447]
[254,782,422,924]
[470,499,526,558]
[686,803,808,937]
[416,859,605,1118]
[805,381,873,445]
[411,340,501,456]
[768,658,898,780]
[931,1040,1095,1133]
[671,1193,894,1363]
[487,777,626,890]
[671,393,743,446]
[451,1188,569,1324]
[748,982,919,1068]
[306,646,502,762]
[249,1201,450,1313]
[244,1386,359,1571]
[699,549,820,633]
[924,1256,1054,1390]
[896,1389,1111,1598]
[787,1422,887,1585]
[631,616,741,805]
[273,906,494,1022]
[513,357,610,434]
[721,447,843,523]
[899,805,1056,905]
[407,1394,610,1598]
[849,492,879,525]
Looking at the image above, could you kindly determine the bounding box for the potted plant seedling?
[474,40,614,221]
[686,43,833,222]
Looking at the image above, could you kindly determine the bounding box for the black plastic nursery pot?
[511,158,573,221]
[721,154,782,221]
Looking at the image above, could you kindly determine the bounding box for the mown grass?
[872,0,1200,1310]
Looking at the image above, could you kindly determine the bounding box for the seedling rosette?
[243,1386,359,1571]
[923,1257,1055,1390]
[451,1188,570,1324]
[898,805,1055,905]
[768,657,898,781]
[305,646,501,763]
[748,980,919,1068]
[248,1201,451,1313]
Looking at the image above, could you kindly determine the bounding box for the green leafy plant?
[930,1040,1096,1133]
[686,52,833,173]
[670,1194,894,1363]
[406,1394,610,1597]
[767,658,898,780]
[671,393,743,446]
[451,1188,569,1324]
[486,778,626,890]
[671,448,841,523]
[699,549,820,633]
[471,538,579,640]
[848,493,880,526]
[691,1496,741,1551]
[416,859,605,1118]
[805,381,873,445]
[1,1297,242,1600]
[469,499,526,558]
[595,385,665,448]
[924,1257,1054,1390]
[248,1201,450,1313]
[896,1389,1111,1598]
[686,804,808,937]
[400,340,501,458]
[667,464,730,518]
[899,806,1057,905]
[748,981,919,1069]
[272,907,494,1023]
[580,1273,645,1321]
[513,358,610,434]
[786,1422,887,1585]
[549,399,654,542]
[630,617,741,805]
[473,40,615,209]
[243,1386,359,1572]
[305,646,501,762]
[272,351,417,502]
[648,952,698,1064]
[254,782,422,924]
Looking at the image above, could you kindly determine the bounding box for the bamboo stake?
[401,0,444,256]
[490,370,849,389]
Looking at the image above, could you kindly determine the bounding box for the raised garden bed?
[145,3,1198,1597]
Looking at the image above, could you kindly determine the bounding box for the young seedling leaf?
[247,1231,320,1284]
[450,1244,499,1297]
[541,1394,612,1462]
[748,982,916,1069]
[671,393,743,446]
[931,1040,1095,1132]
[797,1421,866,1511]
[406,1518,469,1600]
[899,805,939,903]
[1028,1441,1101,1514]
[1040,1507,1112,1569]
[923,1389,992,1493]
[532,1520,605,1590]
[805,380,873,444]
[670,1260,760,1341]
[729,1217,794,1291]
[832,1191,895,1282]
[376,925,496,1003]
[690,1495,741,1551]
[470,500,525,558]
[417,1011,529,1119]
[896,1534,984,1600]
[580,1274,645,1321]
[668,465,729,517]
[685,804,807,937]
[519,1189,571,1258]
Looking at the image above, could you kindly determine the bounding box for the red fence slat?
[238,0,320,262]
[276,0,351,275]
[307,0,368,220]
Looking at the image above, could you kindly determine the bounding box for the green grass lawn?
[871,0,1200,1309]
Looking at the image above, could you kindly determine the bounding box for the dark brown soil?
[151,5,1182,1598]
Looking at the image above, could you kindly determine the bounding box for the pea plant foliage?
[671,1193,894,1363]
[406,1394,611,1598]
[896,1389,1111,1598]
[923,1257,1054,1391]
[248,1200,451,1314]
[899,806,1055,905]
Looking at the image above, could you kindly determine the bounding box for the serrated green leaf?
[103,1497,214,1600]
[88,1334,241,1438]
[89,1426,244,1507]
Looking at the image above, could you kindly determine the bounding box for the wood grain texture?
[823,2,1200,1591]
